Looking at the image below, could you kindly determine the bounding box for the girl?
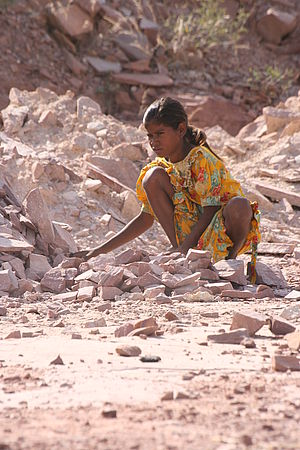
[77,97,260,281]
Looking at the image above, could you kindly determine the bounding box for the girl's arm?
[177,205,220,254]
[75,211,154,259]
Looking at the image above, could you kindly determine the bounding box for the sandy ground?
[1,293,300,450]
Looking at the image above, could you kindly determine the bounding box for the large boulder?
[188,95,252,136]
[257,9,297,44]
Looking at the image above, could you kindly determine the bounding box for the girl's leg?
[223,196,253,259]
[142,167,177,247]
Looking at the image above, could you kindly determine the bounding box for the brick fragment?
[272,355,300,372]
[268,316,296,335]
[231,311,267,336]
[208,328,249,344]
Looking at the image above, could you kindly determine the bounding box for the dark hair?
[143,97,221,159]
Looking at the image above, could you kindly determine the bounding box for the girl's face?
[145,120,186,162]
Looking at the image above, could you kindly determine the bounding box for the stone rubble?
[0,79,300,449]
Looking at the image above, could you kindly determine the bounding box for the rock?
[196,269,219,280]
[38,110,57,126]
[189,95,252,136]
[213,259,247,285]
[115,248,143,265]
[113,72,174,87]
[47,3,93,38]
[115,345,142,357]
[15,279,33,296]
[257,242,296,256]
[98,286,123,301]
[75,269,99,283]
[98,267,124,287]
[257,9,297,45]
[40,268,66,294]
[29,254,52,278]
[286,331,300,352]
[255,181,300,208]
[221,290,254,299]
[255,261,287,288]
[207,328,250,344]
[87,155,139,190]
[96,302,112,312]
[113,32,150,61]
[128,326,158,337]
[268,317,296,336]
[174,391,191,400]
[50,355,64,365]
[77,286,95,302]
[256,284,275,299]
[152,294,172,304]
[175,272,205,288]
[84,179,103,192]
[165,311,179,321]
[161,391,174,401]
[52,292,77,302]
[144,285,165,298]
[0,306,7,316]
[134,317,158,329]
[76,96,101,121]
[23,188,55,245]
[5,330,21,339]
[102,407,117,418]
[86,56,121,74]
[241,337,256,348]
[1,105,29,134]
[137,272,162,288]
[185,249,211,262]
[230,311,267,336]
[71,333,82,339]
[204,282,233,294]
[140,355,161,362]
[139,17,159,45]
[284,290,300,300]
[120,190,141,221]
[85,318,106,328]
[280,304,300,321]
[0,269,18,293]
[114,322,134,337]
[263,107,300,134]
[0,235,34,253]
[52,222,78,254]
[184,290,215,302]
[22,331,35,338]
[272,355,300,372]
[72,132,97,152]
[110,143,144,161]
[74,0,102,17]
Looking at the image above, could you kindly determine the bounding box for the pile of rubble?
[0,84,300,300]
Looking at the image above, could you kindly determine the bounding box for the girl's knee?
[142,167,171,191]
[224,197,252,224]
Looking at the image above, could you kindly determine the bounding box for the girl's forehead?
[145,121,172,132]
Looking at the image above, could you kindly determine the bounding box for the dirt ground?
[1,284,300,449]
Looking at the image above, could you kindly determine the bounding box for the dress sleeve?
[136,163,154,216]
[193,148,223,207]
[136,159,170,216]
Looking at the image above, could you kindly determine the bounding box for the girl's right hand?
[70,247,103,261]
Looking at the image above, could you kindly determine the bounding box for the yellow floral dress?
[136,145,261,281]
